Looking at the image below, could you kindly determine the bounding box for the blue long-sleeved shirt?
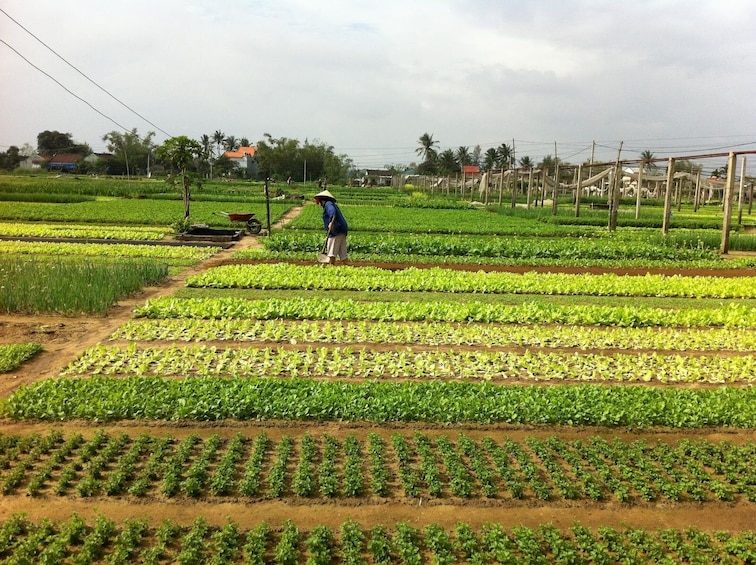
[322,201,348,236]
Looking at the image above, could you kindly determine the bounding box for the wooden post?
[635,165,643,219]
[608,162,622,231]
[608,142,623,231]
[675,175,682,211]
[693,170,702,212]
[662,158,675,234]
[526,168,534,209]
[737,157,746,225]
[510,168,517,208]
[720,152,737,253]
[551,164,559,215]
[574,164,582,217]
[497,168,504,206]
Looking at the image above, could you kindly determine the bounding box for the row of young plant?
[0,257,169,315]
[258,230,726,262]
[0,199,293,227]
[2,512,753,565]
[3,376,755,427]
[0,343,42,373]
[59,343,756,385]
[112,318,756,352]
[286,202,746,238]
[0,241,221,263]
[0,221,170,240]
[187,263,756,299]
[134,296,756,328]
[1,430,753,503]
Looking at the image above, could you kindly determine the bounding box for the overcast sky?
[1,0,755,174]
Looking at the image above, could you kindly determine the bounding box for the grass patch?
[0,257,169,315]
[0,343,43,372]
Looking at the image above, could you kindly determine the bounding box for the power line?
[0,38,134,134]
[0,7,172,138]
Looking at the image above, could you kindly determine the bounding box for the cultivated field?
[0,176,755,563]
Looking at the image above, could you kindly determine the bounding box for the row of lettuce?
[186,263,756,298]
[3,376,755,427]
[60,343,756,384]
[1,513,753,564]
[0,430,753,503]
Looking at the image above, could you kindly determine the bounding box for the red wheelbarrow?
[213,212,263,234]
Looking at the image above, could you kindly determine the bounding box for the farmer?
[314,189,348,264]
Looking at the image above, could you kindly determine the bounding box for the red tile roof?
[224,146,257,159]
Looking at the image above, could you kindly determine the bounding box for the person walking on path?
[314,189,348,264]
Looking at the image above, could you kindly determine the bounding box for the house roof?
[224,146,257,159]
[43,153,84,164]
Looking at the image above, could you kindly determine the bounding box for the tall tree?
[416,133,439,164]
[456,146,472,167]
[0,146,23,170]
[222,136,239,152]
[156,136,202,219]
[37,130,90,155]
[497,143,513,168]
[519,156,534,169]
[639,150,657,173]
[471,145,482,167]
[199,134,213,178]
[212,130,225,159]
[437,149,459,174]
[483,148,498,171]
[102,129,155,177]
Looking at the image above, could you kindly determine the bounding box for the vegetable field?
[0,178,754,562]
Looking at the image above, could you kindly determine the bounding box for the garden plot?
[0,192,754,562]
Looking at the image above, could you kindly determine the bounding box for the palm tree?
[437,149,459,174]
[456,146,472,167]
[497,143,513,169]
[640,150,657,173]
[483,148,498,171]
[223,136,239,152]
[416,133,439,163]
[212,130,225,159]
[519,156,534,169]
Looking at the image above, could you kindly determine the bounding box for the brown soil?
[1,205,754,532]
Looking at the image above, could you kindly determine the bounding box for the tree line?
[0,129,354,183]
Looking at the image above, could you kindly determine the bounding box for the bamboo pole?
[737,157,746,225]
[574,164,582,217]
[662,158,675,234]
[551,164,559,215]
[526,168,534,209]
[609,142,623,231]
[693,170,702,212]
[635,165,643,219]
